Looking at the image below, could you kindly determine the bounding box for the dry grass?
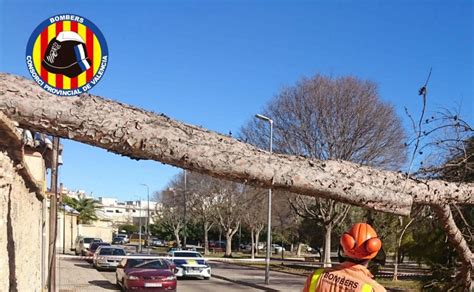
[377,279,423,291]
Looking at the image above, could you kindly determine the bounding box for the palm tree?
[63,196,99,224]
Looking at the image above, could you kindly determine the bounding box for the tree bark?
[225,233,232,257]
[296,243,303,257]
[250,228,255,259]
[2,74,473,215]
[204,221,210,255]
[432,205,472,290]
[255,227,262,256]
[225,228,239,257]
[323,224,332,267]
[173,228,181,248]
[393,217,415,281]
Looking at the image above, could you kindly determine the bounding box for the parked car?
[168,247,181,253]
[150,238,165,247]
[86,242,111,262]
[73,236,83,254]
[241,244,251,251]
[242,242,263,251]
[123,244,140,254]
[129,233,146,246]
[93,246,126,270]
[75,237,102,256]
[306,245,322,256]
[271,244,286,254]
[114,234,129,243]
[208,240,226,249]
[168,250,211,279]
[112,237,126,245]
[116,257,177,291]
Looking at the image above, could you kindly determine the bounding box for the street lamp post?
[255,113,273,285]
[138,200,142,253]
[134,195,143,253]
[183,170,187,248]
[140,184,150,254]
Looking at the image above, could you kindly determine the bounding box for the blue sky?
[1,0,472,201]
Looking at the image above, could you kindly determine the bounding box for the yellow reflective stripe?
[309,269,324,291]
[361,283,373,292]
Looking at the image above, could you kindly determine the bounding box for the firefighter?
[303,223,386,292]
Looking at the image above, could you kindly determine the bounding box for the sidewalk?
[210,261,306,292]
[58,255,118,292]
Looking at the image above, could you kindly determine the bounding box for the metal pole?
[139,200,142,253]
[62,206,66,254]
[41,196,46,289]
[265,120,273,285]
[256,114,273,285]
[147,186,150,254]
[140,184,150,254]
[183,170,187,248]
[48,137,59,292]
[140,184,151,253]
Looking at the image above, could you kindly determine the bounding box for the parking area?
[58,255,306,291]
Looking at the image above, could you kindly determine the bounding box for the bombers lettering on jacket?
[302,262,386,292]
[322,272,359,289]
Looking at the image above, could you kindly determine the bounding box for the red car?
[116,257,177,291]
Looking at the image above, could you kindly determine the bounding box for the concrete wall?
[0,150,45,292]
[57,211,78,253]
[78,220,114,243]
[24,149,47,192]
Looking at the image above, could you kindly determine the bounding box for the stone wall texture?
[0,151,44,291]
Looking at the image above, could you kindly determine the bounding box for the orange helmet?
[340,223,382,260]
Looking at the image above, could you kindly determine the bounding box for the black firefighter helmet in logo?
[41,31,91,78]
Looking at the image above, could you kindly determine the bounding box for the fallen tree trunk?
[0,73,473,216]
[432,204,473,290]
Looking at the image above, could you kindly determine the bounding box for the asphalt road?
[58,254,306,291]
[100,268,261,291]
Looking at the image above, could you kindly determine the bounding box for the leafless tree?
[155,186,185,247]
[183,172,218,255]
[410,106,473,289]
[241,74,407,266]
[241,187,266,258]
[272,191,301,258]
[386,69,473,288]
[212,180,246,257]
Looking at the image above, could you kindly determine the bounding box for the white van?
[74,236,102,255]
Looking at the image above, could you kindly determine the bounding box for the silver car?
[93,246,126,270]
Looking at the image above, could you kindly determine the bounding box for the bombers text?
[49,14,84,24]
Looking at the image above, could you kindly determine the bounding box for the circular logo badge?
[25,14,108,96]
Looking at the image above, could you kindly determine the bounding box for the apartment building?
[97,197,162,226]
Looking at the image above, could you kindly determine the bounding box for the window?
[99,248,126,256]
[83,238,95,243]
[135,260,168,269]
[173,252,201,258]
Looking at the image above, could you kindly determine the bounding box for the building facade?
[97,197,161,227]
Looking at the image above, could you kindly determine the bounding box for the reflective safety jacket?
[302,262,386,292]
